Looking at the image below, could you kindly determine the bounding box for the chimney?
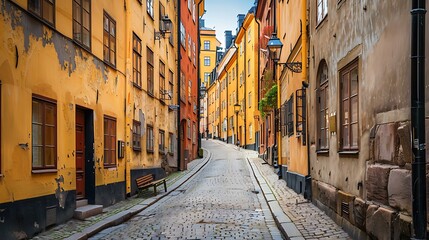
[237,14,245,34]
[225,30,232,49]
[199,19,205,28]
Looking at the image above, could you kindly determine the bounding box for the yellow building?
[276,0,309,196]
[0,0,180,238]
[199,20,220,138]
[234,13,259,150]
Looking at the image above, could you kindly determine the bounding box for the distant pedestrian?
[236,139,240,150]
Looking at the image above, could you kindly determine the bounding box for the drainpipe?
[273,0,280,168]
[197,0,204,156]
[243,25,248,149]
[302,0,311,200]
[411,0,427,239]
[124,0,131,197]
[255,17,261,152]
[177,0,182,171]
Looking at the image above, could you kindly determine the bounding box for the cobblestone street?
[89,140,282,239]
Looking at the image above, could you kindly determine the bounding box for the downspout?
[197,0,204,156]
[235,44,239,144]
[411,0,427,238]
[302,0,311,200]
[255,17,261,152]
[124,0,131,196]
[273,0,280,168]
[177,0,182,171]
[243,26,248,149]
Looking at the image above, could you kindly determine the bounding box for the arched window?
[317,60,329,151]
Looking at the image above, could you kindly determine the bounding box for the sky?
[203,0,256,49]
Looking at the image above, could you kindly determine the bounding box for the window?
[28,0,55,26]
[147,47,154,95]
[317,0,328,25]
[192,42,196,65]
[103,12,116,66]
[317,60,329,150]
[133,33,142,88]
[32,96,57,170]
[193,122,196,144]
[204,40,210,50]
[204,72,210,84]
[247,59,251,75]
[188,80,192,101]
[169,70,174,102]
[160,61,166,98]
[248,92,252,107]
[204,56,210,66]
[188,0,191,11]
[287,95,294,136]
[159,2,165,31]
[180,71,186,102]
[146,125,154,152]
[247,29,251,42]
[340,59,359,151]
[187,119,191,139]
[192,0,196,21]
[249,124,253,139]
[103,116,116,167]
[240,72,243,85]
[147,0,154,18]
[180,23,186,48]
[188,34,192,58]
[73,0,91,49]
[132,120,141,151]
[168,132,174,153]
[159,130,165,153]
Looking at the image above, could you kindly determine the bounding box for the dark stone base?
[95,181,126,207]
[0,191,76,240]
[227,136,232,144]
[245,143,256,151]
[280,165,288,179]
[130,168,166,195]
[286,171,307,195]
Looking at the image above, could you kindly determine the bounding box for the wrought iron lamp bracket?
[278,62,302,73]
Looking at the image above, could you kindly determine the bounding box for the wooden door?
[76,108,85,199]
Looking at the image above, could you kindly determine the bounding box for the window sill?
[0,174,3,178]
[147,150,154,154]
[168,152,174,156]
[32,169,58,174]
[133,84,143,90]
[104,165,117,169]
[315,15,328,30]
[338,150,359,156]
[133,147,142,152]
[316,149,329,155]
[103,61,117,70]
[148,92,155,98]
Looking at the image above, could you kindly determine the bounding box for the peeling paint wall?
[308,0,419,238]
[0,0,126,203]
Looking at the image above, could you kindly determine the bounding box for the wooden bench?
[136,174,167,195]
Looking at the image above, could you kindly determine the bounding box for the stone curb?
[65,149,213,240]
[247,157,305,240]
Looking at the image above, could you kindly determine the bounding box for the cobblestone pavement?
[236,148,350,239]
[90,140,283,240]
[33,156,208,240]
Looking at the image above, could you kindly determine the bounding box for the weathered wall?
[308,0,422,238]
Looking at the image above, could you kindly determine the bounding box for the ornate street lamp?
[234,103,240,145]
[155,15,173,40]
[267,33,302,73]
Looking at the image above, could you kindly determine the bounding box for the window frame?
[204,56,210,66]
[132,120,141,151]
[317,60,329,152]
[32,95,57,171]
[103,115,117,168]
[316,0,328,26]
[339,58,359,152]
[168,132,174,154]
[147,0,154,18]
[147,47,155,96]
[103,11,116,67]
[159,60,166,101]
[72,0,91,50]
[159,130,165,153]
[204,40,210,50]
[28,0,55,27]
[133,33,142,89]
[146,125,154,153]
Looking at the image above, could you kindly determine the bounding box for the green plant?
[258,84,277,118]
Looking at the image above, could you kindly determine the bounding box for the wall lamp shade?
[234,103,241,114]
[267,33,283,62]
[155,15,173,40]
[267,32,302,73]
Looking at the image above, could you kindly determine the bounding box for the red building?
[178,0,204,170]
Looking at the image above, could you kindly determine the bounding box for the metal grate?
[341,202,350,219]
[46,205,57,227]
